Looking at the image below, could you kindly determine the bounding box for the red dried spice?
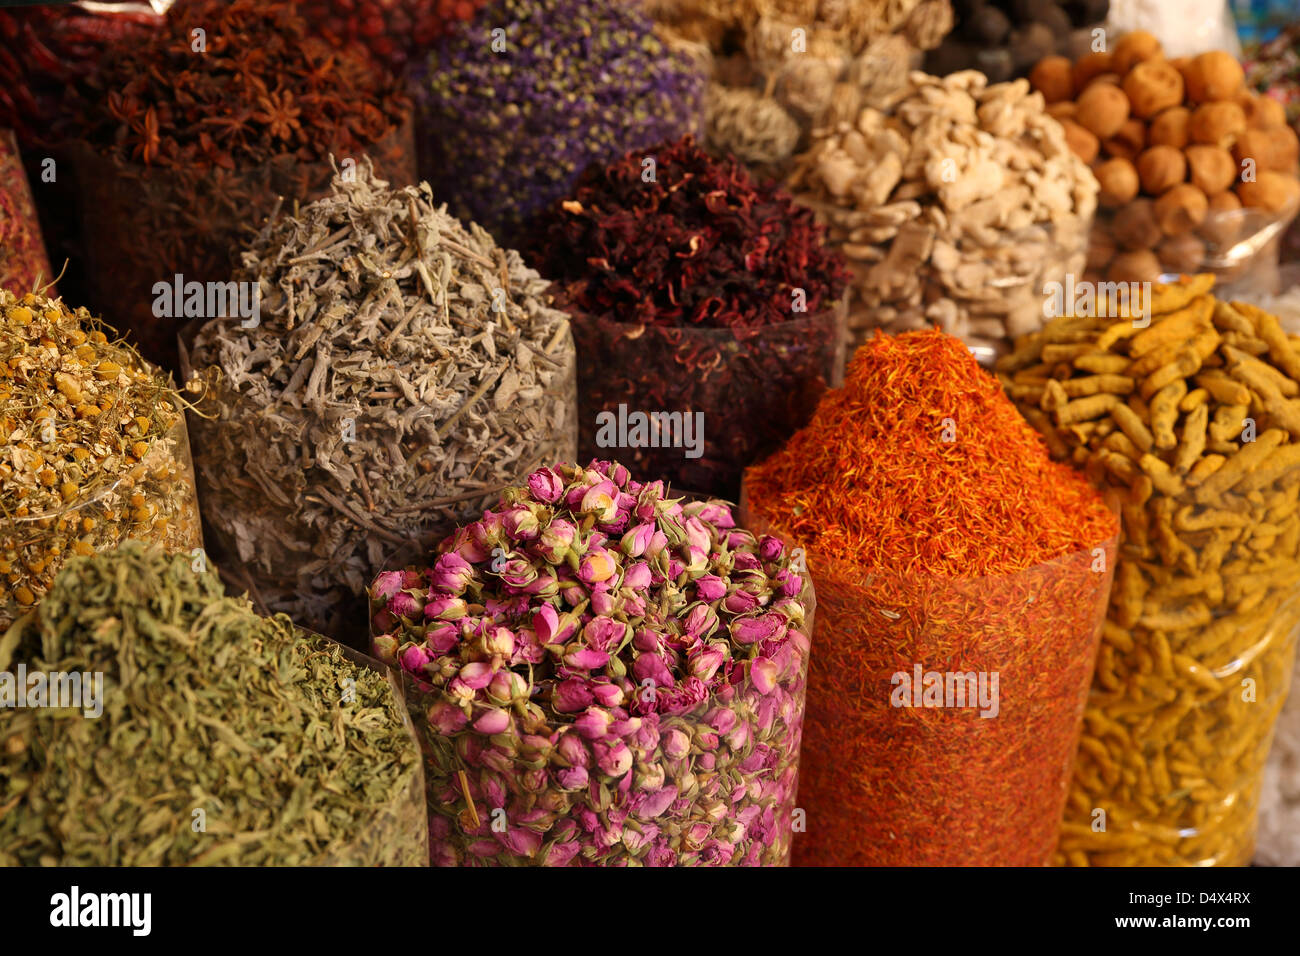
[0,130,54,296]
[0,3,163,147]
[527,135,850,496]
[297,0,488,67]
[528,136,847,331]
[742,330,1119,866]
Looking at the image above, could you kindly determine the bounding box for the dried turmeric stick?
[1056,392,1123,425]
[1237,301,1300,382]
[1223,345,1299,397]
[1194,428,1287,502]
[1180,388,1209,412]
[1174,403,1208,476]
[1149,380,1187,450]
[1109,402,1155,453]
[1075,353,1133,375]
[1196,371,1251,407]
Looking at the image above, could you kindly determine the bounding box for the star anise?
[253,90,303,144]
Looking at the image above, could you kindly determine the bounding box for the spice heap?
[0,290,200,630]
[527,136,848,497]
[787,70,1098,357]
[0,1,164,146]
[744,330,1118,866]
[369,460,812,866]
[1030,38,1300,292]
[65,0,414,368]
[188,162,576,644]
[296,0,488,67]
[0,542,426,866]
[926,0,1110,82]
[412,0,704,246]
[0,130,54,296]
[1000,274,1300,866]
[643,1,953,179]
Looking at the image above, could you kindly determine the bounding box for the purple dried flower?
[413,0,704,245]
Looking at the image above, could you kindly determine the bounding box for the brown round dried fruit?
[1108,249,1162,283]
[1123,60,1185,119]
[1184,50,1244,103]
[1061,119,1100,163]
[1148,107,1190,148]
[1232,126,1300,172]
[1073,51,1114,91]
[1047,101,1078,121]
[1030,55,1074,103]
[1154,183,1208,235]
[1238,170,1300,213]
[1104,119,1146,162]
[1198,191,1243,246]
[1112,198,1164,250]
[1112,30,1163,76]
[1137,145,1186,194]
[1077,82,1131,139]
[1097,157,1140,206]
[1087,228,1117,270]
[1184,145,1238,195]
[1156,233,1206,273]
[1189,101,1246,149]
[1242,94,1287,129]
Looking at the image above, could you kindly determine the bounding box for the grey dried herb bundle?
[187,161,576,641]
[0,541,426,866]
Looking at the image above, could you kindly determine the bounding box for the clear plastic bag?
[377,578,814,867]
[569,299,846,500]
[0,394,202,630]
[179,318,578,647]
[741,483,1116,866]
[1091,197,1300,300]
[1058,493,1300,866]
[309,639,429,867]
[1106,1,1243,59]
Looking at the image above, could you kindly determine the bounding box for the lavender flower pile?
[369,460,812,866]
[412,0,705,245]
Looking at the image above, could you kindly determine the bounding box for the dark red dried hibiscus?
[525,135,848,330]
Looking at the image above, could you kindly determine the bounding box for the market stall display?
[743,329,1118,866]
[0,289,200,631]
[1001,273,1300,865]
[525,135,848,498]
[369,461,812,866]
[787,69,1097,361]
[0,541,426,866]
[185,162,576,645]
[411,0,704,247]
[1031,38,1300,295]
[63,0,413,369]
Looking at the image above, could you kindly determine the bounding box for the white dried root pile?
[788,70,1099,356]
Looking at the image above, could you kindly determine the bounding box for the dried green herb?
[0,541,425,866]
[187,161,576,643]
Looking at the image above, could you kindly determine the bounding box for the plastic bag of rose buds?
[369,461,813,866]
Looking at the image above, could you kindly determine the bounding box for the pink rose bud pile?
[369,460,812,866]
